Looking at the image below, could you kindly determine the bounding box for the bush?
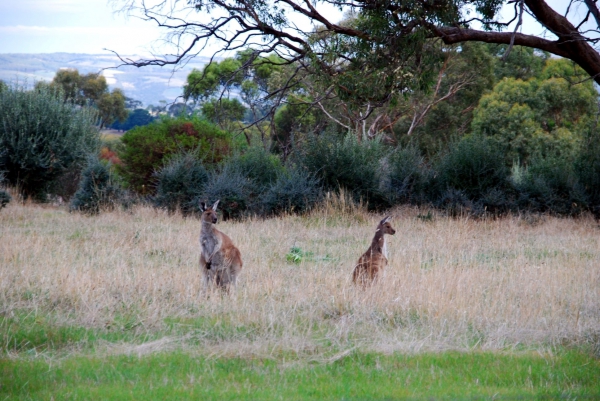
[0,84,100,199]
[118,115,239,194]
[226,146,284,190]
[153,152,209,216]
[383,145,431,205]
[513,156,587,216]
[298,133,389,208]
[433,135,509,207]
[70,157,123,215]
[259,166,321,215]
[575,129,600,218]
[200,164,252,220]
[0,189,10,210]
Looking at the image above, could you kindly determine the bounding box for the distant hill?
[0,53,212,107]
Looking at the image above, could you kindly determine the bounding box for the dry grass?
[1,195,599,358]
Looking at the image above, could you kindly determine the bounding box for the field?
[1,196,599,399]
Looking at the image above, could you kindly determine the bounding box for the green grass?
[2,350,599,400]
[3,312,598,399]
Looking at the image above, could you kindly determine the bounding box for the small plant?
[70,156,123,215]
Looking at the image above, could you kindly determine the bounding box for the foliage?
[259,166,321,215]
[117,115,237,194]
[70,157,124,215]
[153,152,209,216]
[0,84,100,199]
[513,156,587,216]
[226,146,284,190]
[298,133,389,208]
[110,109,155,131]
[575,127,600,218]
[0,172,10,210]
[471,59,596,166]
[37,68,128,127]
[0,189,10,210]
[433,135,509,213]
[383,144,431,204]
[201,98,246,126]
[200,164,252,220]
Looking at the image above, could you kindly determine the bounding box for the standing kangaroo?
[352,216,396,286]
[199,200,243,291]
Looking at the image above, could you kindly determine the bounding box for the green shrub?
[298,133,389,208]
[0,189,10,210]
[118,115,238,194]
[0,84,100,199]
[225,146,284,192]
[434,135,509,206]
[383,145,431,205]
[200,165,252,220]
[513,157,587,216]
[0,172,10,210]
[153,152,209,216]
[575,128,600,218]
[259,166,321,215]
[70,157,123,215]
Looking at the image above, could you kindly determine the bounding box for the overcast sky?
[0,0,578,56]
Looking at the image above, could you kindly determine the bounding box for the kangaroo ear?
[380,215,391,224]
[200,200,206,211]
[212,200,220,211]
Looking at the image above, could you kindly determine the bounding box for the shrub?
[259,166,321,215]
[433,135,509,207]
[298,133,389,208]
[200,164,252,220]
[513,156,587,216]
[226,146,284,190]
[118,115,239,194]
[153,152,209,216]
[383,145,431,205]
[0,84,100,199]
[0,189,10,210]
[575,128,600,218]
[0,172,10,210]
[70,157,123,215]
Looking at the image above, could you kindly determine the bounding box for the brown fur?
[199,200,243,291]
[352,216,396,286]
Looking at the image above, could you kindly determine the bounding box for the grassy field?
[1,196,599,399]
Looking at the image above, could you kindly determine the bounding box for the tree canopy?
[37,69,128,128]
[114,0,600,90]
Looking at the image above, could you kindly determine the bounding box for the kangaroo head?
[378,215,396,235]
[200,200,220,224]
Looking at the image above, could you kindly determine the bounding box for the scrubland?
[2,195,599,360]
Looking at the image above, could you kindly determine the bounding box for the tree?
[114,0,600,99]
[38,69,128,127]
[471,59,597,165]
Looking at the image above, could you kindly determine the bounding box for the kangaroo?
[199,200,243,291]
[352,216,396,286]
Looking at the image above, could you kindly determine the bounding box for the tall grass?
[1,196,599,359]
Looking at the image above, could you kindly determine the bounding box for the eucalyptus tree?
[113,0,600,106]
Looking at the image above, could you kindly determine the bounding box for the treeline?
[1,44,599,218]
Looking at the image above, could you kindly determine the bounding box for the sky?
[0,0,165,55]
[0,0,581,56]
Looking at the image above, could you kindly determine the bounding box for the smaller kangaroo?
[352,216,396,286]
[199,200,243,291]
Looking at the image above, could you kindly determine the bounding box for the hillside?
[0,53,211,107]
